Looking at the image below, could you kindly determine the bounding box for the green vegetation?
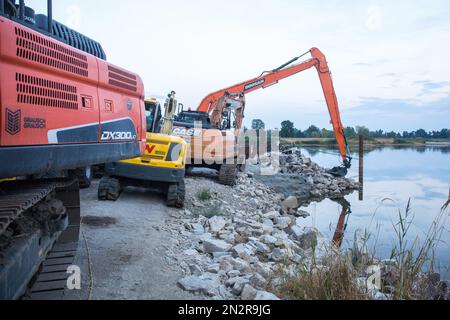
[200,205,225,218]
[197,189,212,201]
[279,121,450,140]
[272,200,448,300]
[271,250,368,300]
[280,136,450,147]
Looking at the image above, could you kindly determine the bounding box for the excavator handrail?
[196,48,352,168]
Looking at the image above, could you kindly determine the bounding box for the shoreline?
[280,138,450,148]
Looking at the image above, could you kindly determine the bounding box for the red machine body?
[0,16,146,178]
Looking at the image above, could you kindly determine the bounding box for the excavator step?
[0,179,80,300]
[28,241,78,300]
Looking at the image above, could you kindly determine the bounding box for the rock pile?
[158,153,447,300]
[162,149,361,300]
[250,147,359,204]
[163,173,335,300]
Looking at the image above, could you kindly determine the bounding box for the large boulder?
[297,228,319,249]
[275,216,292,230]
[209,216,227,233]
[281,196,299,212]
[203,239,232,253]
[263,211,280,220]
[270,248,287,262]
[241,284,258,300]
[250,273,267,289]
[190,223,205,235]
[178,274,221,296]
[254,291,280,300]
[232,243,256,260]
[232,277,251,295]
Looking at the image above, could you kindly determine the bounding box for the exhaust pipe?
[47,0,52,34]
[19,0,25,20]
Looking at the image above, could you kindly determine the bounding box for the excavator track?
[218,164,238,186]
[0,179,80,300]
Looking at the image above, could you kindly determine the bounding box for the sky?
[26,0,450,131]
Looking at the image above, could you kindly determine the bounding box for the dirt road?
[66,179,197,300]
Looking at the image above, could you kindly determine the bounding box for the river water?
[260,146,450,278]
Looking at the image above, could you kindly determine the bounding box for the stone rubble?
[165,154,343,300]
[159,149,446,300]
[249,147,359,205]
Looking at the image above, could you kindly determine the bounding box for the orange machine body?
[195,48,350,166]
[174,48,350,169]
[0,17,146,178]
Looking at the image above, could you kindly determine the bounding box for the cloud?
[23,0,450,132]
[353,62,372,67]
[352,59,390,68]
[365,5,383,31]
[340,94,450,131]
[414,80,450,94]
[379,73,399,77]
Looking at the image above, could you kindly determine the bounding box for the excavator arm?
[197,48,351,169]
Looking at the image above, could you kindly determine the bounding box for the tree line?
[279,120,450,139]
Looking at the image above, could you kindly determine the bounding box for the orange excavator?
[173,48,352,185]
[0,0,146,299]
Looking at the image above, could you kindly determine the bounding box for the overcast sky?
[27,0,450,131]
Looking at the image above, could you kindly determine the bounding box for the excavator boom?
[196,48,351,168]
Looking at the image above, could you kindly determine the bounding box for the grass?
[280,137,450,147]
[198,204,225,219]
[389,199,448,299]
[197,189,212,201]
[272,250,368,300]
[272,199,449,300]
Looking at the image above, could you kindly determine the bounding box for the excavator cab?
[145,98,162,133]
[174,111,213,129]
[98,95,187,208]
[210,93,245,131]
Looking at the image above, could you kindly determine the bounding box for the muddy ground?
[66,179,198,300]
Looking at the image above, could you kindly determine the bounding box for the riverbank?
[69,147,449,300]
[281,137,450,147]
[167,149,448,300]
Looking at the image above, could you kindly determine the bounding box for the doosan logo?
[101,131,136,141]
[244,79,265,91]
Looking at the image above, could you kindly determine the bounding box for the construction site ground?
[66,179,198,300]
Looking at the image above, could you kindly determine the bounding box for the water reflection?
[330,198,351,248]
[262,146,450,278]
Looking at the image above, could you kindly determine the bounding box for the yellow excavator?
[98,93,187,207]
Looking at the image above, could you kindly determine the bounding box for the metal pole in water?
[359,135,364,201]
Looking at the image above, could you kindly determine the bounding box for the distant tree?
[343,127,357,138]
[371,129,384,138]
[415,129,428,138]
[386,131,397,138]
[321,128,335,138]
[251,119,265,130]
[278,123,448,140]
[304,125,321,138]
[355,126,370,138]
[295,129,305,138]
[280,120,295,138]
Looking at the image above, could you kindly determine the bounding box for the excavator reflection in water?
[331,197,352,248]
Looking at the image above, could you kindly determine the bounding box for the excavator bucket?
[327,166,348,178]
